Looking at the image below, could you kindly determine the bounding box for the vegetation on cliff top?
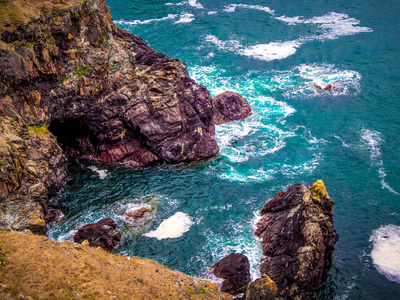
[0,230,228,299]
[0,0,77,32]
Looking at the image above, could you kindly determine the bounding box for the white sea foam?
[88,166,108,179]
[114,14,178,25]
[188,0,204,9]
[370,225,400,283]
[174,12,195,24]
[276,12,372,41]
[204,12,371,62]
[207,11,218,15]
[361,129,400,195]
[143,212,194,240]
[165,0,186,6]
[204,34,241,52]
[239,40,301,61]
[200,214,263,280]
[361,129,382,164]
[57,229,77,242]
[379,168,400,196]
[223,4,274,14]
[275,63,362,98]
[188,64,328,183]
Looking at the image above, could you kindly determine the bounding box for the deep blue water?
[48,1,400,298]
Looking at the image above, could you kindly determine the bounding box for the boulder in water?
[74,218,122,251]
[255,180,338,299]
[212,253,251,295]
[212,91,252,125]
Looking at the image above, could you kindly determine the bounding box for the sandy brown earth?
[0,230,230,300]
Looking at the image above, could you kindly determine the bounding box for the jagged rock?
[212,91,252,125]
[0,0,250,232]
[244,274,277,300]
[212,253,251,295]
[44,209,63,223]
[255,180,338,299]
[73,218,121,251]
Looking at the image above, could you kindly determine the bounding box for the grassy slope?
[0,231,229,299]
[0,0,75,32]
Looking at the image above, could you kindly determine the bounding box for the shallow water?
[48,0,400,298]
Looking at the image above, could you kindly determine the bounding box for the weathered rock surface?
[73,218,121,251]
[244,274,277,300]
[212,91,252,125]
[44,209,63,223]
[212,253,251,295]
[0,0,251,232]
[255,180,338,299]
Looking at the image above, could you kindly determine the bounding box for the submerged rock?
[74,218,121,251]
[212,253,251,295]
[125,206,151,221]
[124,205,154,226]
[255,180,338,299]
[212,91,252,125]
[244,274,277,300]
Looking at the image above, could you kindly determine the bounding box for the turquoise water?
[48,0,400,298]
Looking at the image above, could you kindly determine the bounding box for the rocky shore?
[0,0,251,233]
[0,1,338,299]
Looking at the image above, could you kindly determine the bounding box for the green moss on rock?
[26,125,49,137]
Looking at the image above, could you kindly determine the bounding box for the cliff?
[0,230,230,299]
[0,0,251,233]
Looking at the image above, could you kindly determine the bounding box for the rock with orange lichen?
[255,180,338,299]
[244,274,277,300]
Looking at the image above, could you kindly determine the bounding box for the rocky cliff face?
[0,0,250,233]
[254,180,338,299]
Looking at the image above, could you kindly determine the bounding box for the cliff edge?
[0,230,230,299]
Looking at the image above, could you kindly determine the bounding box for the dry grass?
[0,0,77,33]
[0,230,230,300]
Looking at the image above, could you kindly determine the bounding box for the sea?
[47,0,400,298]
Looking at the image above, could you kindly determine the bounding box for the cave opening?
[49,118,96,156]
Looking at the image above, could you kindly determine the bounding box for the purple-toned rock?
[212,253,251,295]
[255,180,338,299]
[212,91,252,125]
[45,209,63,224]
[74,218,121,251]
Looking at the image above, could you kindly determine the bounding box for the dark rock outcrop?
[44,209,63,223]
[255,180,338,299]
[0,0,251,232]
[212,91,252,125]
[73,218,121,251]
[244,274,277,300]
[212,253,251,295]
